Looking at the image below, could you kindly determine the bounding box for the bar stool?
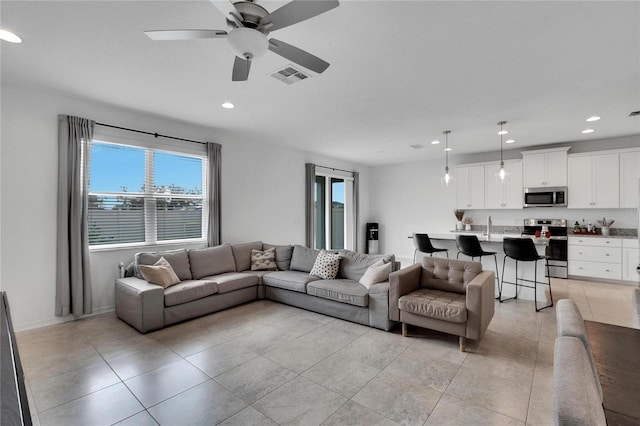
[500,237,553,311]
[412,233,448,263]
[456,235,502,300]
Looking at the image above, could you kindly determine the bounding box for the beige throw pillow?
[251,248,278,271]
[138,256,181,288]
[359,259,392,289]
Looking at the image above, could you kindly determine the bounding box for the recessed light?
[505,139,515,144]
[444,147,452,152]
[431,140,440,145]
[0,29,22,43]
[586,116,600,122]
[581,129,595,134]
[221,102,235,109]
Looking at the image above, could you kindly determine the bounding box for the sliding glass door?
[314,172,354,250]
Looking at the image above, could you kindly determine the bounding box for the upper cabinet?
[485,161,523,209]
[568,153,619,208]
[522,147,570,187]
[620,150,640,208]
[455,165,485,209]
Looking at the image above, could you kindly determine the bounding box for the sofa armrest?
[388,263,421,322]
[115,277,164,333]
[465,270,495,341]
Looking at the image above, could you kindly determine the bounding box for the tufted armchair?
[389,257,495,351]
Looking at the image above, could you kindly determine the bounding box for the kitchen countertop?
[568,233,637,239]
[425,231,549,245]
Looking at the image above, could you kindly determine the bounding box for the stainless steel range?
[521,219,568,279]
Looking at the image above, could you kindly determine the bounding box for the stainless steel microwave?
[523,187,567,207]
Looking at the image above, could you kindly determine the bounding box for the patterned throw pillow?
[138,257,181,288]
[310,250,341,280]
[251,248,278,271]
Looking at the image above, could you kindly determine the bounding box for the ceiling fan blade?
[232,56,251,81]
[210,0,244,28]
[260,0,339,32]
[268,38,330,74]
[144,29,227,41]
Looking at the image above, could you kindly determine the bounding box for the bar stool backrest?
[503,237,540,261]
[413,233,437,253]
[456,235,484,257]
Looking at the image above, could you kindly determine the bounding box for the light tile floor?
[16,278,638,426]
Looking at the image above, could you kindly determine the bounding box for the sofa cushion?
[310,251,341,279]
[251,248,278,271]
[164,280,218,307]
[199,272,259,294]
[263,270,320,293]
[241,270,272,285]
[138,257,181,289]
[231,241,263,272]
[421,257,482,295]
[136,248,192,281]
[359,259,392,289]
[307,279,369,307]
[337,250,395,281]
[398,288,467,323]
[289,245,320,273]
[188,244,236,279]
[262,243,294,271]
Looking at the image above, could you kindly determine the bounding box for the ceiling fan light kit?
[144,0,339,81]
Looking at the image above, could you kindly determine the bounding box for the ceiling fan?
[145,0,339,81]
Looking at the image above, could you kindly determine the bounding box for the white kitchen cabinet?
[485,161,523,209]
[620,150,640,208]
[622,239,639,282]
[568,153,619,208]
[522,147,569,187]
[568,236,622,280]
[455,165,485,209]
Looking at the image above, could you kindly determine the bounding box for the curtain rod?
[316,165,355,174]
[95,122,206,145]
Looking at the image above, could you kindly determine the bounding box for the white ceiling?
[2,1,639,165]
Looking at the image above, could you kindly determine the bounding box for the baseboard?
[14,305,115,332]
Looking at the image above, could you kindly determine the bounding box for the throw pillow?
[310,250,341,280]
[251,248,278,271]
[138,257,181,289]
[359,259,392,289]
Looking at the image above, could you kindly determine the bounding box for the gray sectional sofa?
[115,241,398,333]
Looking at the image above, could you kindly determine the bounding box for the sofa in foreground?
[115,241,398,333]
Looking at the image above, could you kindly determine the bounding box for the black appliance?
[366,222,379,254]
[521,218,568,279]
[523,186,568,207]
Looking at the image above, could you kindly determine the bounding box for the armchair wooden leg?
[459,336,466,352]
[402,322,407,337]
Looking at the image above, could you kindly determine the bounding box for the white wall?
[0,84,369,330]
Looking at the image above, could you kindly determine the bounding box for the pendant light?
[441,130,453,186]
[496,121,508,183]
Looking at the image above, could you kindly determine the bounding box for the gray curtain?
[353,171,359,252]
[206,142,222,247]
[56,115,94,317]
[305,163,316,247]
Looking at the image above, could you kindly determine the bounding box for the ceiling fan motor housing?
[227,27,268,59]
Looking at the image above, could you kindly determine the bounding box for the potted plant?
[462,217,473,231]
[454,210,465,231]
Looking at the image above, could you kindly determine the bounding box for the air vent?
[629,110,640,117]
[410,144,425,149]
[270,65,310,85]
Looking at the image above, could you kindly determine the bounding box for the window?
[88,140,207,247]
[313,168,355,250]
